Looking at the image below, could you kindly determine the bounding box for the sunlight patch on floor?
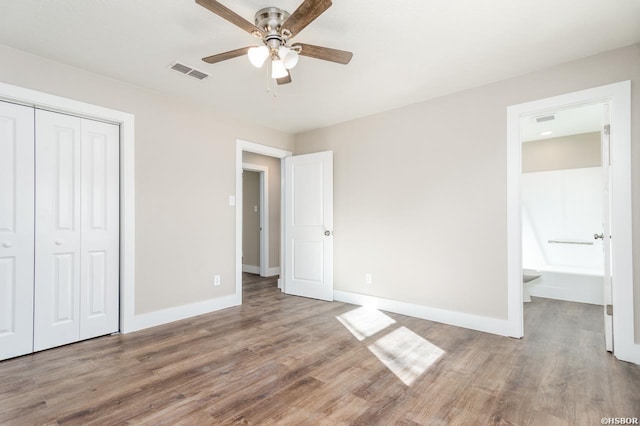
[337,307,445,386]
[336,307,396,341]
[367,326,445,386]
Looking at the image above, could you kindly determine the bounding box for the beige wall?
[0,44,294,315]
[242,152,282,269]
[522,132,601,173]
[242,171,260,268]
[294,44,640,334]
[2,41,637,340]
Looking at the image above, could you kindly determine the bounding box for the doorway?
[506,81,635,363]
[242,169,261,275]
[519,102,609,348]
[235,140,291,301]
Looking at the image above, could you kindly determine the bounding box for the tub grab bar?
[547,240,593,245]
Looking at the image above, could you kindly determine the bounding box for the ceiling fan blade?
[196,0,264,37]
[293,43,353,64]
[282,0,332,37]
[202,47,251,64]
[276,71,292,85]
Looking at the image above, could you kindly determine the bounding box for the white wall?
[294,43,640,339]
[0,44,294,316]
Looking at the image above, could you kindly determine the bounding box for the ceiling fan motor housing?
[255,7,290,50]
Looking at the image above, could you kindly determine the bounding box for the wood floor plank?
[0,273,638,425]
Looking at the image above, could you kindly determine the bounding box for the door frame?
[0,80,136,333]
[235,140,292,302]
[242,163,269,276]
[506,81,637,363]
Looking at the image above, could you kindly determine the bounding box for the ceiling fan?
[196,0,353,85]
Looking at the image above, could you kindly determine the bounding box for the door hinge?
[604,124,610,135]
[606,304,613,316]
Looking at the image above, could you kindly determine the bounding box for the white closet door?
[0,101,35,360]
[79,119,119,340]
[34,110,82,351]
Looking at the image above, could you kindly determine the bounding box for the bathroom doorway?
[519,101,610,349]
[506,81,635,363]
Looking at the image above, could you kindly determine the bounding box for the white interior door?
[0,101,35,360]
[284,151,333,301]
[601,104,613,352]
[34,111,120,351]
[79,119,119,340]
[34,110,83,351]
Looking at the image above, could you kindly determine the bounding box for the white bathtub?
[521,167,604,305]
[526,266,603,305]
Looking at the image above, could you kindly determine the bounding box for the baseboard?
[242,264,260,274]
[123,294,240,333]
[333,290,513,337]
[265,267,280,277]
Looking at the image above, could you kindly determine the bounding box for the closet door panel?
[0,101,34,360]
[34,110,82,352]
[80,119,119,340]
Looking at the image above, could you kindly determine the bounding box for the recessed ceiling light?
[541,131,553,136]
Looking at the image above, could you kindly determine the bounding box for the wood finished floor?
[1,274,639,425]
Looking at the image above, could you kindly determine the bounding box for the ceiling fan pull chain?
[266,60,272,94]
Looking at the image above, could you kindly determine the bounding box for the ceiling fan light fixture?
[271,59,288,78]
[278,46,290,59]
[283,50,299,69]
[248,45,269,68]
[278,46,299,70]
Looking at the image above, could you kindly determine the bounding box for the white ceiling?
[0,0,639,134]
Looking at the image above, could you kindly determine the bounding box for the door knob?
[1,241,11,248]
[55,240,64,245]
[594,233,604,240]
[324,230,332,236]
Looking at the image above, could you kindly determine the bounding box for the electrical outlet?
[214,275,221,286]
[365,273,372,285]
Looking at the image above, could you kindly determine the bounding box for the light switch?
[253,205,258,213]
[228,195,236,206]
